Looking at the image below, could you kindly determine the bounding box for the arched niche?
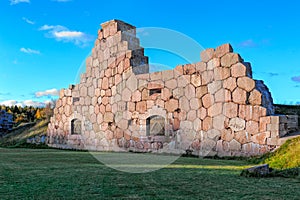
[71,118,82,135]
[146,115,165,136]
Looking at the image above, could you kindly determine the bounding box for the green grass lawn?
[0,148,299,200]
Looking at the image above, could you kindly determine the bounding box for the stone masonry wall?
[47,19,291,157]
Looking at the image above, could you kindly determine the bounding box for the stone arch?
[71,118,82,135]
[144,106,168,136]
[146,115,166,136]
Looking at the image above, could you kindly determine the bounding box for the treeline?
[0,103,54,126]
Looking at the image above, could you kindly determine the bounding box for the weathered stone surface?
[150,71,161,81]
[190,98,201,110]
[249,89,262,105]
[234,130,251,144]
[126,75,138,92]
[252,131,270,145]
[198,107,207,120]
[136,101,147,113]
[161,70,173,81]
[80,86,87,97]
[195,62,207,72]
[212,115,226,130]
[229,117,246,132]
[201,71,214,85]
[187,110,197,121]
[223,102,238,118]
[223,77,237,92]
[201,138,216,151]
[246,121,259,135]
[259,116,271,132]
[229,139,241,151]
[207,58,220,70]
[180,121,193,131]
[179,96,190,112]
[131,90,141,102]
[177,75,190,87]
[200,48,214,62]
[203,117,213,131]
[165,79,177,89]
[165,99,179,112]
[193,118,202,131]
[215,43,233,58]
[196,86,208,99]
[221,129,234,142]
[202,94,214,109]
[221,53,242,67]
[237,77,255,92]
[207,103,223,117]
[207,129,221,140]
[208,81,222,95]
[183,64,196,75]
[101,96,109,105]
[231,63,247,78]
[122,88,131,101]
[160,88,171,101]
[215,89,231,103]
[267,137,278,146]
[184,84,195,100]
[243,164,270,176]
[174,65,183,75]
[232,87,247,104]
[214,67,230,80]
[104,112,114,123]
[48,20,280,158]
[102,77,109,90]
[191,74,201,87]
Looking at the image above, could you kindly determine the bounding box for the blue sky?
[0,0,300,107]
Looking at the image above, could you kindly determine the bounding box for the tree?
[35,109,42,120]
[43,103,53,120]
[13,105,20,114]
[15,115,24,123]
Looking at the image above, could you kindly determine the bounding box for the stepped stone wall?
[47,19,296,156]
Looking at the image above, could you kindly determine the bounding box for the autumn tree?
[35,109,42,120]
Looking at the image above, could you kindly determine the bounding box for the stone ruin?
[47,19,298,157]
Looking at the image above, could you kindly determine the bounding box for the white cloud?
[22,17,34,25]
[22,100,45,107]
[44,100,56,108]
[0,99,54,108]
[10,0,30,5]
[39,24,93,46]
[54,31,83,38]
[39,25,62,31]
[20,47,40,55]
[0,100,18,107]
[35,88,59,98]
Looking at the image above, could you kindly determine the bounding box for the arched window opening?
[146,115,165,136]
[71,119,81,135]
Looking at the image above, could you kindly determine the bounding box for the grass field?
[0,119,48,147]
[1,148,300,199]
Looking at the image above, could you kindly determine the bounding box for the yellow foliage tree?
[35,109,42,120]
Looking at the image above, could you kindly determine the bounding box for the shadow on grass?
[1,148,300,199]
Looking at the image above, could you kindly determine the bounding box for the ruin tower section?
[47,19,297,157]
